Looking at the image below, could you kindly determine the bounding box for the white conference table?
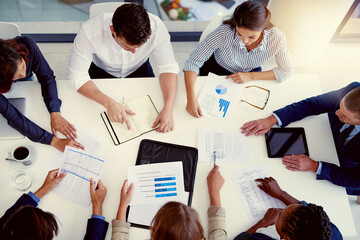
[0,74,357,239]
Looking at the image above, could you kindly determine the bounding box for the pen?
[213,151,216,169]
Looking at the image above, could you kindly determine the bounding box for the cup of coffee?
[8,144,32,165]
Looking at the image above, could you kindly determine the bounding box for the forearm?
[277,190,300,206]
[249,70,276,81]
[159,73,177,110]
[184,71,197,101]
[77,81,115,108]
[245,221,266,235]
[317,162,360,189]
[115,204,127,221]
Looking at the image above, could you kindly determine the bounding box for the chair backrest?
[0,22,21,39]
[89,2,127,19]
[199,15,228,42]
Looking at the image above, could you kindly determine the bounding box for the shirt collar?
[232,28,268,52]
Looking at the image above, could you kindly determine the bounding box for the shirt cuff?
[315,161,323,175]
[207,205,226,217]
[91,214,105,221]
[28,191,40,203]
[272,113,282,127]
[112,219,131,228]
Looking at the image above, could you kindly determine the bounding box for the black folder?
[126,139,198,229]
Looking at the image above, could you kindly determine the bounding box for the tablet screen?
[265,128,309,158]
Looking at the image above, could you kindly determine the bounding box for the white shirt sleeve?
[67,27,95,91]
[151,19,179,75]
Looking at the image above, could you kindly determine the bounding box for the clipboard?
[126,139,198,229]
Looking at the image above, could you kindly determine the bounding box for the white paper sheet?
[45,124,102,168]
[198,73,240,121]
[127,192,190,227]
[232,164,286,223]
[198,128,250,164]
[128,162,185,206]
[52,146,105,207]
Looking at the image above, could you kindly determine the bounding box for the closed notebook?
[100,95,158,145]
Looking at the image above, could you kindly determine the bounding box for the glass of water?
[12,170,32,191]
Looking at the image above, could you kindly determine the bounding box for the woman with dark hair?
[0,37,83,151]
[234,177,342,240]
[111,166,227,240]
[183,0,293,118]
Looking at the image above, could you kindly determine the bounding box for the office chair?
[0,22,21,39]
[89,2,127,18]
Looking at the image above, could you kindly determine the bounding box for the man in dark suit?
[0,169,109,240]
[240,82,360,201]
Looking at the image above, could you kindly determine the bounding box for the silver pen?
[213,151,216,169]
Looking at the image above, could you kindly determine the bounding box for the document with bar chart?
[198,73,239,121]
[128,162,185,206]
[52,146,105,207]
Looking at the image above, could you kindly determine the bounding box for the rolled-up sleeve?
[272,33,294,82]
[152,20,179,75]
[208,205,227,240]
[67,27,94,91]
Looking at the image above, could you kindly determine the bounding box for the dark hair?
[344,87,360,119]
[223,1,272,30]
[112,3,151,46]
[150,202,205,240]
[2,205,59,240]
[0,38,29,93]
[281,203,332,240]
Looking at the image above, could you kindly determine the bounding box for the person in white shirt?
[67,3,179,132]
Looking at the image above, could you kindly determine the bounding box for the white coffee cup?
[8,144,32,165]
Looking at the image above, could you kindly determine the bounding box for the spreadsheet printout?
[232,164,286,223]
[128,162,185,206]
[52,146,105,206]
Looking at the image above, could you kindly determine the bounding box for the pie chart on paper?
[215,84,227,95]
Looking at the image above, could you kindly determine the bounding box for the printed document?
[232,164,286,223]
[198,128,250,164]
[128,162,185,206]
[52,146,105,206]
[46,124,102,168]
[198,73,240,121]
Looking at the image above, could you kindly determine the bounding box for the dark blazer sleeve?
[0,194,38,229]
[273,82,360,127]
[0,95,54,145]
[317,162,360,190]
[83,218,109,240]
[21,36,62,113]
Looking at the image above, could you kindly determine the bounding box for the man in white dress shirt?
[67,3,179,132]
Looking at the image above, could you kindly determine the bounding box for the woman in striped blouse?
[183,1,293,118]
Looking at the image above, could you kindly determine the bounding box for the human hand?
[34,169,67,199]
[186,97,203,118]
[152,107,174,132]
[255,177,284,200]
[50,137,84,152]
[207,165,225,207]
[50,112,77,140]
[282,154,319,172]
[258,208,282,228]
[226,72,253,83]
[90,179,107,216]
[116,179,134,221]
[105,99,135,130]
[240,115,277,136]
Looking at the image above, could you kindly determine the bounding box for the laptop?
[0,98,26,140]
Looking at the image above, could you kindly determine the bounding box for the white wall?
[268,0,354,67]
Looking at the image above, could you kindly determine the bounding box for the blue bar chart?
[219,98,230,117]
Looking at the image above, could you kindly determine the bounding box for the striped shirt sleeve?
[272,32,294,82]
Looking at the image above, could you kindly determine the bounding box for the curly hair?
[281,203,332,240]
[112,3,151,46]
[0,38,29,93]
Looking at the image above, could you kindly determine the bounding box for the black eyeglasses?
[240,85,270,110]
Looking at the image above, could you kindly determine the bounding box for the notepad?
[100,95,158,145]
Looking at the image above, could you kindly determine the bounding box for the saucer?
[7,145,36,170]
